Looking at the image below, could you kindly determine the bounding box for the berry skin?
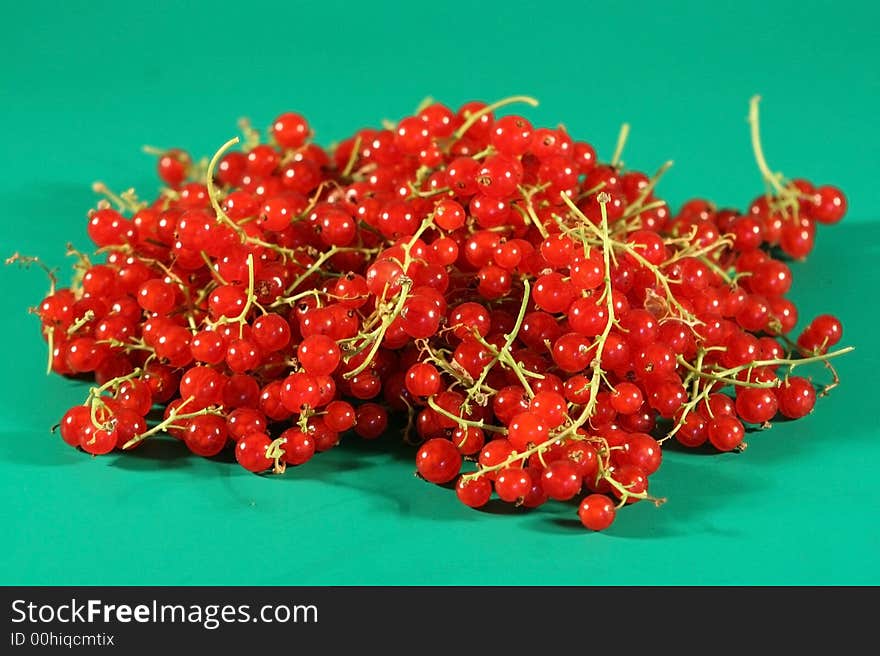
[235,432,273,472]
[324,400,356,432]
[184,415,228,457]
[252,314,291,353]
[272,112,310,149]
[310,418,340,452]
[490,115,534,156]
[542,461,582,501]
[676,413,708,448]
[528,391,567,428]
[297,334,341,376]
[735,388,779,424]
[563,442,599,481]
[533,272,575,313]
[81,424,118,455]
[281,428,315,466]
[448,302,491,340]
[157,149,190,187]
[610,382,643,415]
[611,463,648,504]
[552,333,593,373]
[777,377,817,419]
[456,476,492,508]
[707,416,745,451]
[115,379,153,416]
[451,426,485,455]
[623,433,662,475]
[433,199,466,231]
[806,314,843,349]
[281,373,324,413]
[60,406,92,447]
[113,409,146,450]
[226,408,267,442]
[810,185,846,224]
[507,412,549,451]
[405,363,441,397]
[495,468,532,503]
[137,279,177,314]
[578,494,616,531]
[416,438,463,484]
[476,155,523,199]
[477,440,519,481]
[395,116,431,155]
[191,330,226,365]
[354,403,388,440]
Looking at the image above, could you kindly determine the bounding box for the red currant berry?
[405,362,441,397]
[810,185,846,224]
[281,428,315,465]
[235,432,273,472]
[416,438,462,484]
[735,387,779,424]
[542,460,582,501]
[273,112,310,149]
[777,377,816,419]
[495,468,532,503]
[297,334,341,376]
[456,476,492,508]
[324,400,357,432]
[354,403,388,439]
[578,494,616,531]
[507,411,549,451]
[707,415,745,451]
[183,415,228,457]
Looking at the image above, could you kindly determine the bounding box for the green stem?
[426,396,505,434]
[453,96,539,140]
[610,123,630,168]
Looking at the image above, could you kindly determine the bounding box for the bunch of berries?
[14,95,850,531]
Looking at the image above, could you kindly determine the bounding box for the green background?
[1,0,877,585]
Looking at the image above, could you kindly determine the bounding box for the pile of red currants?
[16,95,851,531]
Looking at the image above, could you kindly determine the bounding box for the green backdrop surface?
[1,0,877,585]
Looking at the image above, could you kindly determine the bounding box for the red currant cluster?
[16,95,851,531]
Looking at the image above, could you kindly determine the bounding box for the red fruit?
[273,112,310,149]
[623,433,662,475]
[183,415,228,457]
[495,468,532,503]
[578,494,616,531]
[81,424,118,455]
[324,401,357,432]
[777,377,816,419]
[451,426,485,456]
[611,463,648,504]
[235,432,273,472]
[810,185,846,224]
[281,428,315,466]
[507,412,549,451]
[59,406,92,447]
[456,476,492,508]
[735,388,779,424]
[610,382,643,415]
[478,440,518,480]
[416,438,462,484]
[354,403,388,440]
[297,335,341,376]
[707,416,745,451]
[405,363,441,397]
[528,391,567,428]
[541,461,582,500]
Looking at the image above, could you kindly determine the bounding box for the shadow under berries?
[112,436,192,467]
[260,426,479,522]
